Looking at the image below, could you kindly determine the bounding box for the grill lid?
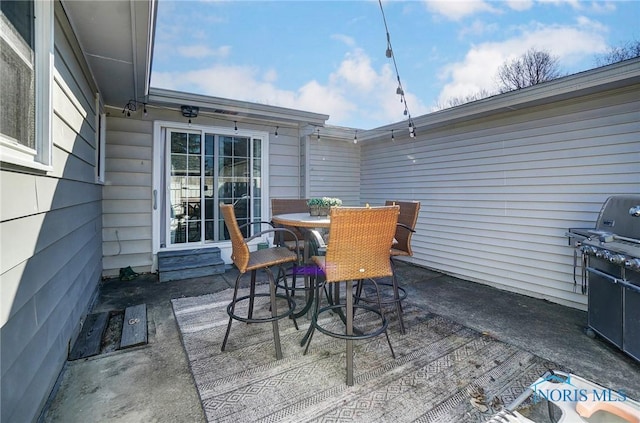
[595,195,640,239]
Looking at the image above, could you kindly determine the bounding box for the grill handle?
[586,267,640,293]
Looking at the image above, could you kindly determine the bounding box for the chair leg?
[248,270,257,321]
[371,278,395,359]
[221,273,242,352]
[265,267,283,360]
[346,280,354,386]
[302,270,323,351]
[390,258,406,335]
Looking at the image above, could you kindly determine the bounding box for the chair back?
[220,203,251,273]
[323,206,399,283]
[385,201,420,256]
[271,198,309,243]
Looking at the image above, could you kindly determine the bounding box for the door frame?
[151,120,270,271]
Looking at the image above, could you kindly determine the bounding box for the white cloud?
[459,19,499,38]
[151,47,430,128]
[423,0,501,21]
[435,20,609,105]
[331,34,356,47]
[177,45,231,59]
[506,0,534,11]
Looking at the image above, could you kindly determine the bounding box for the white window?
[0,0,53,170]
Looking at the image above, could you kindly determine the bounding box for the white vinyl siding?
[102,117,154,276]
[306,136,361,206]
[0,6,102,423]
[361,85,640,311]
[103,115,308,275]
[269,127,303,199]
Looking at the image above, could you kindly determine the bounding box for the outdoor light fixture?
[122,100,137,117]
[181,105,199,118]
[275,126,279,137]
[353,130,358,144]
[316,128,321,140]
[181,105,199,125]
[234,121,238,132]
[391,130,395,141]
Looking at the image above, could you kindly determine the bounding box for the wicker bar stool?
[303,205,399,386]
[270,198,309,251]
[219,203,300,360]
[354,201,420,334]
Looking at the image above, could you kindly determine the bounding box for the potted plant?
[307,197,342,216]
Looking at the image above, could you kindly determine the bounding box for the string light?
[353,130,358,144]
[391,130,395,141]
[378,0,416,138]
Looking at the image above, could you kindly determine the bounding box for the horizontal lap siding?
[361,86,640,310]
[102,117,154,276]
[308,137,361,206]
[0,10,102,423]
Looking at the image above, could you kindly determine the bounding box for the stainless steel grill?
[567,195,640,362]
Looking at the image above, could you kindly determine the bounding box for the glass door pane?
[169,131,201,244]
[218,135,252,239]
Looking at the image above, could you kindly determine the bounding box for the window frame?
[0,0,53,171]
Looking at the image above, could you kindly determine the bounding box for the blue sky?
[151,0,639,129]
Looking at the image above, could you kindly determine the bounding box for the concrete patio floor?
[39,262,640,422]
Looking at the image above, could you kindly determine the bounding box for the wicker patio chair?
[355,201,420,334]
[303,205,399,386]
[270,198,309,251]
[219,203,300,360]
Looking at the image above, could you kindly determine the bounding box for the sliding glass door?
[164,127,264,247]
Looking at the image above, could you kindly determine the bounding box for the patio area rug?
[171,287,561,423]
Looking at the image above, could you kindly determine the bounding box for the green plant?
[307,197,342,207]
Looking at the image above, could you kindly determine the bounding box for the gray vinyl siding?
[102,117,154,276]
[307,136,361,206]
[0,7,102,423]
[361,85,640,310]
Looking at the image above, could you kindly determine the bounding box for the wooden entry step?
[120,304,147,349]
[157,247,225,282]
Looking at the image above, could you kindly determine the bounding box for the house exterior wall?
[360,84,640,310]
[0,7,102,423]
[102,115,154,276]
[102,108,306,276]
[306,135,361,206]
